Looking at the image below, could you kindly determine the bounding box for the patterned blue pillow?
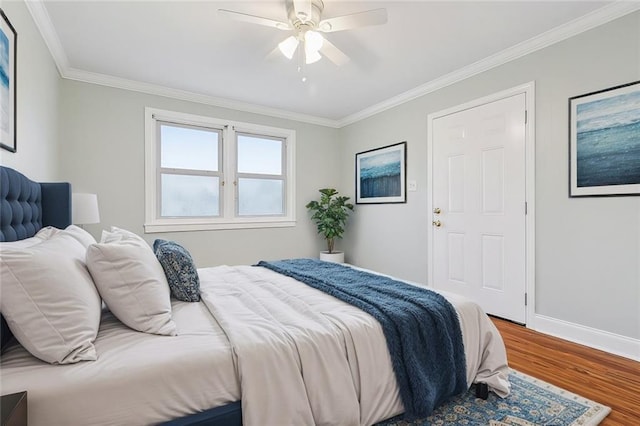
[153,239,200,302]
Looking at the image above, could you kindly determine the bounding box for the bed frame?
[0,166,242,426]
[1,165,489,424]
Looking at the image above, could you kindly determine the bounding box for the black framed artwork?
[355,142,407,204]
[1,9,16,153]
[569,80,640,197]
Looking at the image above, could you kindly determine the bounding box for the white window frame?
[144,107,296,233]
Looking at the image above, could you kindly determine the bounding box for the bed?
[0,165,510,426]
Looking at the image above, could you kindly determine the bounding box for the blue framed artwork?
[569,80,640,197]
[356,142,406,204]
[0,9,16,153]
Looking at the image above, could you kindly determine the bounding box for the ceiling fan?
[219,0,387,70]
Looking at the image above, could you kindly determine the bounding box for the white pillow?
[101,226,145,244]
[0,233,101,364]
[34,225,60,241]
[0,235,44,250]
[64,225,97,248]
[86,230,176,336]
[0,225,60,251]
[33,225,97,246]
[0,225,95,252]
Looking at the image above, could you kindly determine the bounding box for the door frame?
[427,82,536,327]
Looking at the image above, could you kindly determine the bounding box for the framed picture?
[1,10,16,153]
[569,80,640,197]
[356,142,406,204]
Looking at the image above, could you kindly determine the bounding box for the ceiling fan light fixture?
[303,30,323,64]
[221,0,386,72]
[278,35,300,59]
[304,30,323,52]
[305,46,322,64]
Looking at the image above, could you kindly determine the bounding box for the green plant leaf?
[306,188,353,254]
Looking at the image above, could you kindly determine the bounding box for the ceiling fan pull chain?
[297,45,307,83]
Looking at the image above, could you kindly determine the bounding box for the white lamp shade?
[72,193,100,225]
[304,31,323,52]
[304,31,323,64]
[278,36,299,59]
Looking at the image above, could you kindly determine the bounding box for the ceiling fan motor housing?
[286,0,325,30]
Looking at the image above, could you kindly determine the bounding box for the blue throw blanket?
[256,259,467,419]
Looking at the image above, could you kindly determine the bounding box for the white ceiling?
[28,1,639,126]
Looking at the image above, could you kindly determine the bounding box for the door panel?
[432,93,526,323]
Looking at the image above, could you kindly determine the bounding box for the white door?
[431,93,526,323]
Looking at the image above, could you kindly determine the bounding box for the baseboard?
[533,314,640,362]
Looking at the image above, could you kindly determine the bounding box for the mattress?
[0,264,509,426]
[0,298,239,426]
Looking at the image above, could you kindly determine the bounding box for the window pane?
[238,178,283,216]
[161,124,219,171]
[161,174,219,217]
[237,134,282,175]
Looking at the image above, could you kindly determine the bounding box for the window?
[236,133,285,216]
[145,108,295,232]
[159,123,222,217]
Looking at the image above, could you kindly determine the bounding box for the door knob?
[432,220,442,228]
[433,207,441,214]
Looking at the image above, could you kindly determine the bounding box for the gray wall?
[339,12,640,340]
[58,80,341,267]
[0,1,60,180]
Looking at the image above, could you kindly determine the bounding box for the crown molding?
[337,1,640,127]
[62,67,341,128]
[24,0,69,75]
[27,0,639,129]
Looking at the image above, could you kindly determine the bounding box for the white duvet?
[0,264,510,426]
[199,265,510,426]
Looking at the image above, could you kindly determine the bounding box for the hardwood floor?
[492,317,640,426]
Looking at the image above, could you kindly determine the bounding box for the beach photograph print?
[570,81,640,196]
[0,9,16,153]
[356,142,406,204]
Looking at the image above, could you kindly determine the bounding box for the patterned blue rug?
[377,369,610,426]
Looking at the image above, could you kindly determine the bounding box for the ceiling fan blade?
[218,9,291,30]
[319,38,350,67]
[318,8,387,33]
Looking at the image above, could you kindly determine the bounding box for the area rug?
[376,369,611,426]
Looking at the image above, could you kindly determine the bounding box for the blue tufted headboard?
[0,166,72,350]
[0,166,72,241]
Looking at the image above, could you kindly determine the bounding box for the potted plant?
[306,188,354,263]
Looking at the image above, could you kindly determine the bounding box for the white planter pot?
[320,251,345,263]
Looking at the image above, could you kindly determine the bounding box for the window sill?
[144,219,296,233]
